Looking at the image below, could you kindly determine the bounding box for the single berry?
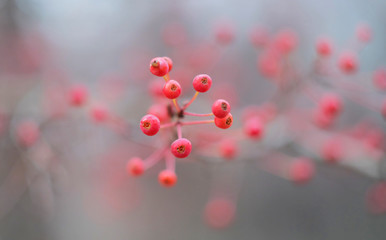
[338,52,358,74]
[356,23,372,43]
[244,117,264,139]
[319,94,343,118]
[214,21,235,45]
[322,139,343,163]
[90,105,109,123]
[126,157,145,176]
[69,85,88,106]
[163,80,182,99]
[158,170,177,187]
[149,57,169,77]
[289,158,315,184]
[171,138,192,158]
[193,74,212,93]
[17,121,39,147]
[212,99,231,118]
[219,139,238,160]
[140,114,160,136]
[204,198,235,229]
[163,56,173,72]
[316,38,333,57]
[274,29,298,54]
[215,113,233,129]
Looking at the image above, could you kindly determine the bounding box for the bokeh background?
[0,0,386,239]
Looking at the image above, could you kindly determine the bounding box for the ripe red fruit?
[212,99,231,118]
[322,139,343,163]
[149,57,169,77]
[163,56,173,72]
[214,21,235,45]
[274,29,298,54]
[289,158,315,184]
[90,105,109,123]
[244,117,264,139]
[214,113,233,129]
[204,198,235,229]
[250,26,269,48]
[126,157,145,176]
[219,139,238,160]
[16,121,39,147]
[69,85,88,106]
[192,74,212,93]
[316,38,333,57]
[140,114,160,136]
[158,170,177,187]
[338,52,358,74]
[319,94,343,118]
[163,80,182,99]
[356,23,372,43]
[171,138,192,158]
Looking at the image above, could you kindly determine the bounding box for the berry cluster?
[127,56,233,187]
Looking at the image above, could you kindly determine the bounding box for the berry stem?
[177,123,182,139]
[160,122,176,129]
[144,148,167,169]
[181,119,214,126]
[183,91,199,110]
[184,111,214,117]
[172,99,181,112]
[165,152,176,172]
[163,73,170,82]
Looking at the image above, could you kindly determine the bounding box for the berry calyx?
[163,80,182,99]
[140,114,160,136]
[214,113,233,129]
[171,138,192,158]
[158,170,177,187]
[193,74,212,93]
[149,57,169,77]
[212,99,231,118]
[126,157,145,176]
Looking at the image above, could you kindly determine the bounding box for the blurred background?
[0,0,386,239]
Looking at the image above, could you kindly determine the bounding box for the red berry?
[204,198,235,229]
[289,158,315,184]
[171,138,192,158]
[257,51,281,78]
[163,80,182,99]
[274,29,298,54]
[90,105,109,123]
[163,56,173,72]
[16,121,39,147]
[316,38,333,57]
[322,139,343,163]
[140,114,160,136]
[192,74,212,93]
[338,52,358,74]
[212,99,231,118]
[126,157,144,176]
[356,23,372,43]
[244,117,264,139]
[319,94,343,118]
[69,85,88,106]
[214,113,233,129]
[219,139,238,160]
[158,170,177,187]
[214,21,235,45]
[149,57,169,77]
